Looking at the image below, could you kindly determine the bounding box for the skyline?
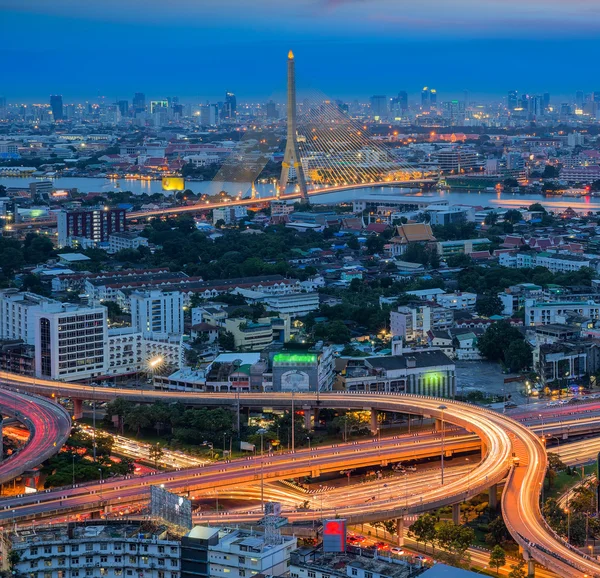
[2,1,600,100]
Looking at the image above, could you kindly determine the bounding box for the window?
[30,561,38,569]
[158,546,165,554]
[308,573,316,578]
[72,559,79,565]
[30,548,38,556]
[238,557,246,564]
[85,557,93,564]
[58,546,65,553]
[100,544,108,551]
[351,571,358,577]
[44,547,52,554]
[170,560,177,567]
[72,546,79,552]
[365,573,373,578]
[101,556,107,563]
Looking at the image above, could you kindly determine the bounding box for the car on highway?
[391,547,404,555]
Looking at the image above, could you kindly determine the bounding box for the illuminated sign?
[323,519,346,552]
[162,177,185,191]
[273,353,317,365]
[150,485,192,529]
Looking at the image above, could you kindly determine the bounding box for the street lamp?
[98,468,103,499]
[258,428,267,512]
[539,413,545,438]
[438,405,447,485]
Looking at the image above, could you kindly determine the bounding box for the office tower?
[57,208,127,248]
[150,100,168,114]
[200,104,219,126]
[430,88,437,109]
[507,90,518,111]
[222,91,237,119]
[530,95,543,118]
[0,97,6,109]
[463,90,469,108]
[520,94,529,111]
[594,92,600,102]
[576,90,585,108]
[398,91,408,111]
[167,96,179,107]
[130,290,184,338]
[370,95,388,119]
[34,302,107,381]
[117,100,129,117]
[133,92,146,112]
[543,92,550,111]
[421,87,430,110]
[50,95,63,121]
[279,50,308,201]
[266,100,279,119]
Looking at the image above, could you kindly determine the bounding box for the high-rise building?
[507,90,518,111]
[200,104,219,126]
[34,302,107,381]
[0,97,6,109]
[150,99,168,114]
[397,91,408,111]
[57,208,127,248]
[421,87,430,110]
[430,88,437,109]
[222,91,237,119]
[369,95,388,119]
[266,100,279,119]
[133,92,146,112]
[520,94,529,111]
[130,289,184,338]
[116,100,129,117]
[576,90,585,109]
[543,92,550,111]
[50,95,63,121]
[530,95,544,118]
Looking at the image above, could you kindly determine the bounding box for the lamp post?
[258,427,267,512]
[98,468,103,499]
[291,389,295,453]
[438,405,447,486]
[539,413,545,438]
[72,453,76,487]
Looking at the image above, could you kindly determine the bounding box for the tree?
[477,320,525,363]
[504,339,532,372]
[104,300,123,322]
[489,545,506,574]
[503,209,523,224]
[446,253,473,268]
[347,236,360,251]
[0,247,25,275]
[124,406,151,436]
[218,330,236,351]
[476,295,503,317]
[366,235,385,255]
[485,212,499,226]
[508,559,527,578]
[409,514,437,554]
[435,523,475,563]
[485,516,509,546]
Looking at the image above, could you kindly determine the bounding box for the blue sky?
[1,0,599,103]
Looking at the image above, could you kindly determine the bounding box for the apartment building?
[9,522,180,578]
[525,299,600,326]
[130,290,184,339]
[390,304,453,343]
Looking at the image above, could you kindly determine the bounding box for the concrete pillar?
[396,517,404,547]
[72,399,83,420]
[488,484,498,510]
[452,503,460,525]
[0,417,3,463]
[435,418,443,431]
[371,409,379,435]
[527,557,535,577]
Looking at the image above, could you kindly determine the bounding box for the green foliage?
[489,545,506,574]
[435,522,475,563]
[503,209,522,224]
[103,300,123,321]
[432,220,477,241]
[218,330,236,351]
[403,243,440,268]
[475,295,503,317]
[485,516,509,546]
[507,559,527,578]
[408,514,437,553]
[477,321,531,371]
[313,320,352,344]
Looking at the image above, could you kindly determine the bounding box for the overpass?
[0,388,71,485]
[0,372,599,576]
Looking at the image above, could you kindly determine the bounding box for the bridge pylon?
[279,50,308,202]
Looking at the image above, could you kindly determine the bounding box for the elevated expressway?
[0,388,71,485]
[0,373,598,576]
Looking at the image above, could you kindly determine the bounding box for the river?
[1,175,599,212]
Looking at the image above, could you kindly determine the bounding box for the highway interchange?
[1,371,600,577]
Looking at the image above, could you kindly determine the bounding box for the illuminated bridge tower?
[279,50,308,201]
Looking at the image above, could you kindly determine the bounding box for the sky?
[1,0,600,103]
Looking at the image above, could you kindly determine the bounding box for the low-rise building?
[436,292,477,310]
[390,304,453,343]
[525,299,600,326]
[181,526,296,578]
[108,231,149,254]
[9,521,181,578]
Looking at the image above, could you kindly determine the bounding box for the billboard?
[150,485,192,530]
[323,519,346,552]
[162,177,185,191]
